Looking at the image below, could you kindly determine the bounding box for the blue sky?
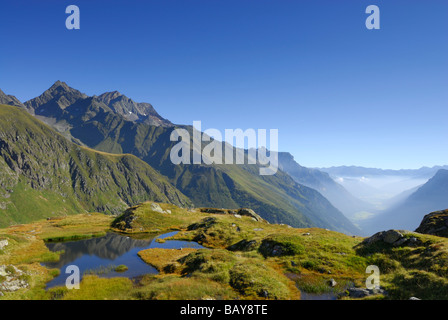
[1,0,447,169]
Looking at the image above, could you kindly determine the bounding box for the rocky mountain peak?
[45,81,86,98]
[24,81,88,115]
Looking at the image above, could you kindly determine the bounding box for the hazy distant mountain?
[278,152,374,218]
[360,169,448,235]
[319,165,448,179]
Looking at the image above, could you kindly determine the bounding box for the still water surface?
[42,231,204,288]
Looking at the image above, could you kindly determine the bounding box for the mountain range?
[0,104,190,227]
[319,165,448,179]
[0,82,361,235]
[278,152,375,218]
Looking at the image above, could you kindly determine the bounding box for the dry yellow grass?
[138,248,198,273]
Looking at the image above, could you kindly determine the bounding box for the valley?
[1,83,447,300]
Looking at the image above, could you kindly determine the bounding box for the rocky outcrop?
[227,239,260,252]
[415,209,448,238]
[0,239,8,250]
[345,287,386,298]
[199,208,266,223]
[0,265,29,295]
[112,202,174,231]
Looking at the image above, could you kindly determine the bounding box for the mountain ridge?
[0,82,361,235]
[319,165,448,179]
[0,104,191,227]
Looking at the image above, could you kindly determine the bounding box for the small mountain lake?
[42,231,205,289]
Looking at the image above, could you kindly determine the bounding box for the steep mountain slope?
[0,104,191,227]
[4,82,361,234]
[278,152,374,218]
[59,116,360,234]
[58,107,361,234]
[360,169,448,234]
[79,119,360,233]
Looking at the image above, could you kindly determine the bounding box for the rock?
[270,245,283,256]
[393,237,408,247]
[258,290,269,298]
[199,208,227,214]
[347,287,385,298]
[303,232,311,236]
[0,265,29,293]
[236,208,266,222]
[150,203,165,213]
[329,279,337,287]
[363,229,409,246]
[202,296,216,300]
[234,214,242,219]
[253,228,264,231]
[0,239,8,250]
[348,288,371,298]
[415,209,448,238]
[187,217,217,231]
[383,230,403,244]
[228,239,259,252]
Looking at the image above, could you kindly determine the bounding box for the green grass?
[2,200,448,300]
[355,232,448,299]
[0,104,192,228]
[57,275,134,300]
[131,274,237,300]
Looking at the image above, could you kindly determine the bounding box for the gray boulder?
[0,239,8,250]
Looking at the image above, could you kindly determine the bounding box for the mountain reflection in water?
[42,231,204,289]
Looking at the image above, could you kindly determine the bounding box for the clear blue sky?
[1,0,447,169]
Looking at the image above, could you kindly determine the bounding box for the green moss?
[132,274,237,300]
[115,265,128,272]
[229,262,291,299]
[259,234,305,257]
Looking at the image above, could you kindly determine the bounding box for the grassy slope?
[111,202,368,299]
[0,104,191,227]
